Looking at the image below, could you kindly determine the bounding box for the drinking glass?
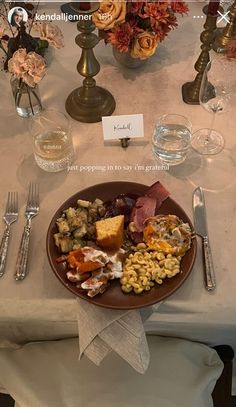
[192,57,232,155]
[152,114,192,166]
[30,110,74,172]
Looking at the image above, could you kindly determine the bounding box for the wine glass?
[192,57,233,155]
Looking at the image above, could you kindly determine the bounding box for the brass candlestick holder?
[65,3,116,123]
[213,0,236,53]
[182,6,220,105]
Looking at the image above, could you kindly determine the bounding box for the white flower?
[34,22,64,49]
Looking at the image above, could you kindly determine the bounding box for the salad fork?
[0,192,18,277]
[14,183,39,281]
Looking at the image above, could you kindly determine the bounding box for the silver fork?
[0,192,18,277]
[14,183,39,281]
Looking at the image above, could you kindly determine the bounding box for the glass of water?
[152,114,192,166]
[30,110,74,172]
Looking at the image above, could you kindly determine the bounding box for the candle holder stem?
[182,6,219,105]
[213,0,236,53]
[66,5,115,123]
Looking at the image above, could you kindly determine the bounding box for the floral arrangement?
[92,0,189,60]
[0,1,63,87]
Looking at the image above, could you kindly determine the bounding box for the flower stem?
[31,88,42,110]
[15,78,23,108]
[26,85,34,115]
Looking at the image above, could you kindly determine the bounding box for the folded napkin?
[76,298,160,374]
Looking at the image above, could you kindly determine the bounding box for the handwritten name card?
[102,114,144,141]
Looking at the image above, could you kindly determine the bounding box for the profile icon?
[8,7,28,28]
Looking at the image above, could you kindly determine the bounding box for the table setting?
[0,0,236,402]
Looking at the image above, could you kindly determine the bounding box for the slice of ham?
[145,181,170,208]
[131,196,156,233]
[131,181,170,232]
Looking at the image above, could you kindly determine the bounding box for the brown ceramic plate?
[46,182,197,310]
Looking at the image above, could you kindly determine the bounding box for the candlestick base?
[66,85,115,123]
[182,75,204,105]
[65,3,115,123]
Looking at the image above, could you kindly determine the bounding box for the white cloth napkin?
[76,298,159,374]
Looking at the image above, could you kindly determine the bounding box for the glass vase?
[112,47,148,69]
[10,77,42,118]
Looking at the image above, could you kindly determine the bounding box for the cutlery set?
[0,183,39,281]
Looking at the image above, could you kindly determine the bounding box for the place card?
[102,114,144,141]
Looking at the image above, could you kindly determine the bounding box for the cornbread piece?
[96,215,124,250]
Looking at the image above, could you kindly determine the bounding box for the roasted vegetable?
[67,249,102,273]
[54,198,105,254]
[54,234,74,253]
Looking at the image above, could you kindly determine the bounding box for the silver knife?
[193,187,216,291]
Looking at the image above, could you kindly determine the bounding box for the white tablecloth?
[0,0,236,393]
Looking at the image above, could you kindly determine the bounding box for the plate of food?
[46,181,197,309]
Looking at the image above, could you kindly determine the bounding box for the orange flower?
[131,31,158,59]
[170,1,189,14]
[143,2,170,22]
[127,2,144,14]
[107,22,134,53]
[93,0,126,30]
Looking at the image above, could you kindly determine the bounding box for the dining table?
[0,0,236,394]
